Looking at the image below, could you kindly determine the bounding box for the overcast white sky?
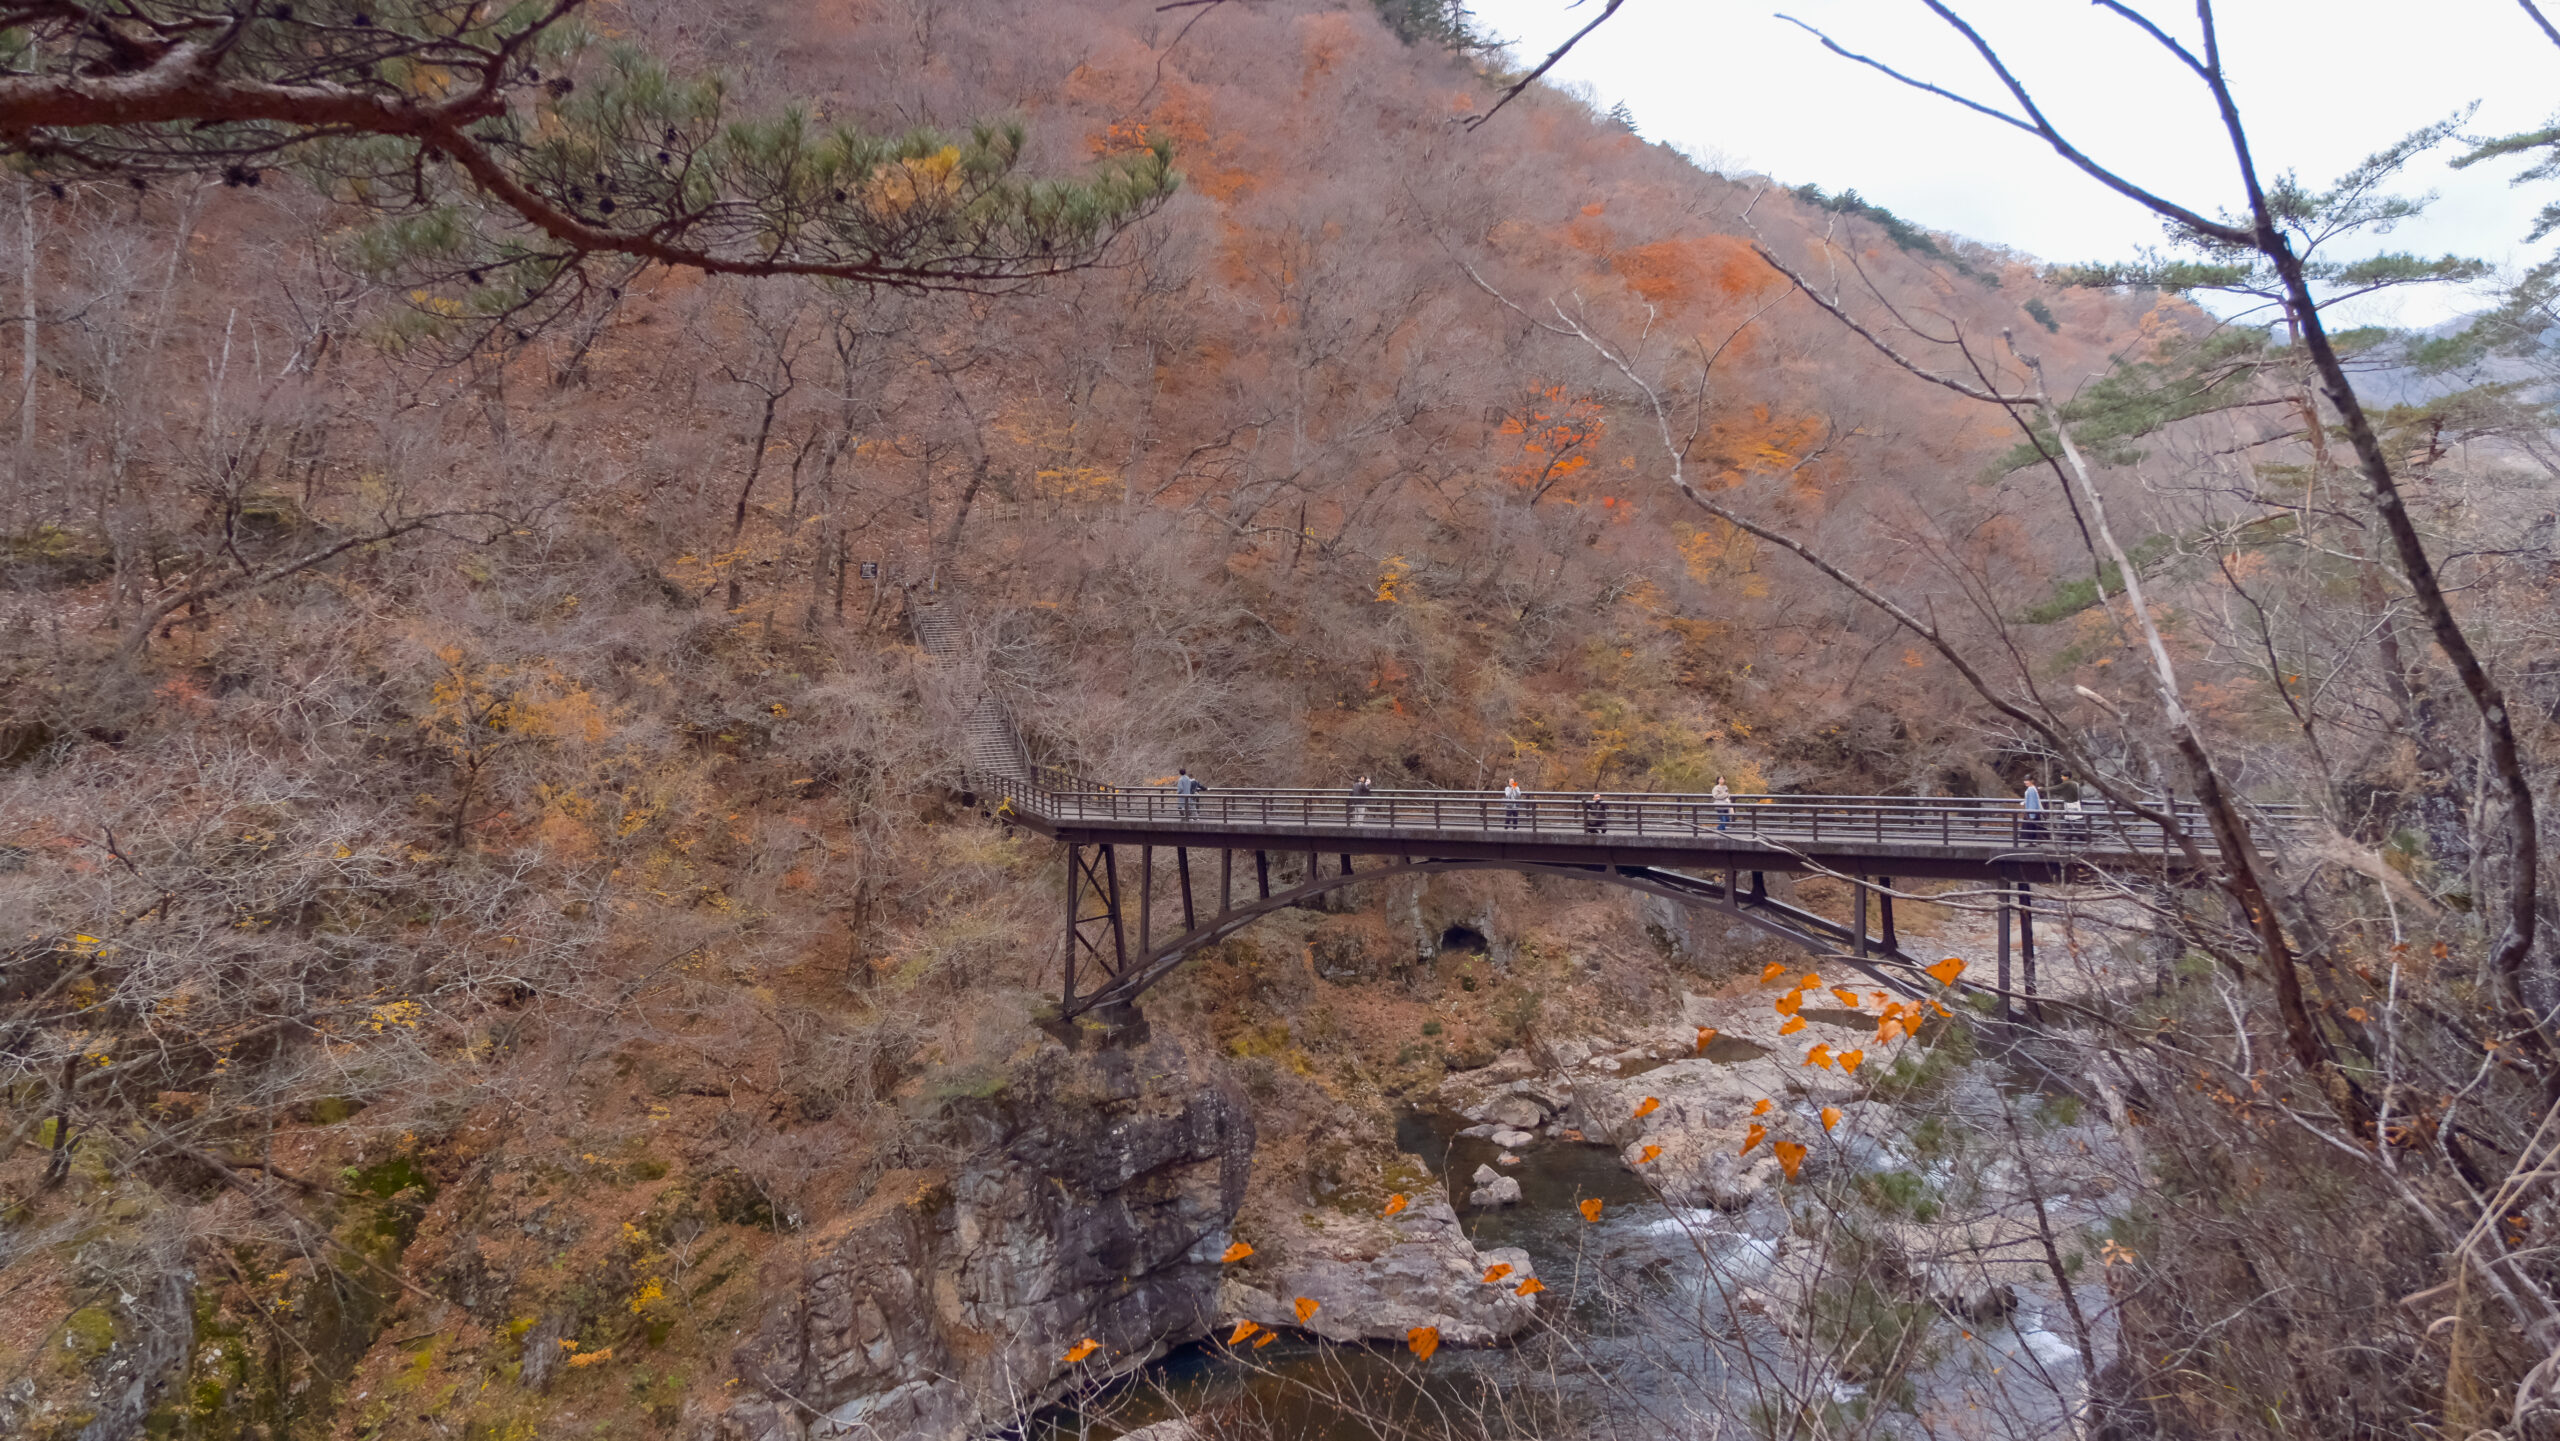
[1465,0,2558,327]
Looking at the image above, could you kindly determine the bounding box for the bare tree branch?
[1467,0,1625,131]
[2523,0,2560,49]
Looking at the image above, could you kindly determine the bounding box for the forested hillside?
[5,3,2556,1440]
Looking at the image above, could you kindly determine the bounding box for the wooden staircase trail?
[908,594,1029,786]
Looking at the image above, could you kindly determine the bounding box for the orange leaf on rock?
[1632,1096,1661,1119]
[1515,1277,1546,1296]
[1838,1049,1865,1074]
[1926,957,1965,987]
[1254,1331,1276,1348]
[1407,1326,1441,1361]
[1778,1017,1806,1036]
[1294,1296,1321,1324]
[1382,1193,1409,1217]
[1694,1026,1719,1051]
[1751,1098,1772,1116]
[1773,1140,1807,1180]
[1639,1144,1662,1163]
[1773,992,1803,1016]
[1805,1044,1834,1069]
[1578,1198,1605,1223]
[1220,1242,1254,1264]
[1759,962,1787,983]
[1482,1263,1514,1283]
[2346,1006,2370,1023]
[1821,1106,1842,1132]
[1228,1320,1261,1345]
[1799,974,1822,990]
[1062,1338,1101,1364]
[1830,988,1861,1008]
[1742,1122,1766,1155]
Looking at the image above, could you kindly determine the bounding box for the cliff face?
[716,1039,1252,1440]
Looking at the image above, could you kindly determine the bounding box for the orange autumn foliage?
[1611,234,1773,308]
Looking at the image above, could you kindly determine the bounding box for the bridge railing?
[975,771,2317,859]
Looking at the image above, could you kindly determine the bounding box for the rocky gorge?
[685,878,2131,1441]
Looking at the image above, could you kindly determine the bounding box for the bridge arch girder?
[1061,851,1935,1023]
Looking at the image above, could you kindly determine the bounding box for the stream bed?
[1035,1105,1777,1441]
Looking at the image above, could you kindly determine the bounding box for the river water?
[1037,1033,2109,1441]
[1036,1102,1797,1441]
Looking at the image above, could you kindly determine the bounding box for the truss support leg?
[2020,880,2038,1024]
[1879,878,1897,952]
[1101,844,1128,973]
[1751,870,1767,903]
[1179,849,1195,930]
[1340,853,1353,876]
[1996,878,2014,1025]
[1854,880,1870,959]
[1063,843,1080,1010]
[1257,850,1270,900]
[1220,849,1233,918]
[1724,867,1738,913]
[1139,845,1153,954]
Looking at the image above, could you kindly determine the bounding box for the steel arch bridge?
[975,768,2308,1043]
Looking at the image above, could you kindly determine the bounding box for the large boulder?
[1220,1188,1539,1348]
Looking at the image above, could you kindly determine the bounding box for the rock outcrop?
[1466,1163,1523,1207]
[1220,1188,1537,1347]
[710,1038,1251,1441]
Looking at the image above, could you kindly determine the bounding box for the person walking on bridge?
[2018,779,2044,845]
[1584,792,1609,834]
[1711,776,1733,832]
[1504,778,1524,829]
[1350,774,1373,825]
[1177,767,1206,820]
